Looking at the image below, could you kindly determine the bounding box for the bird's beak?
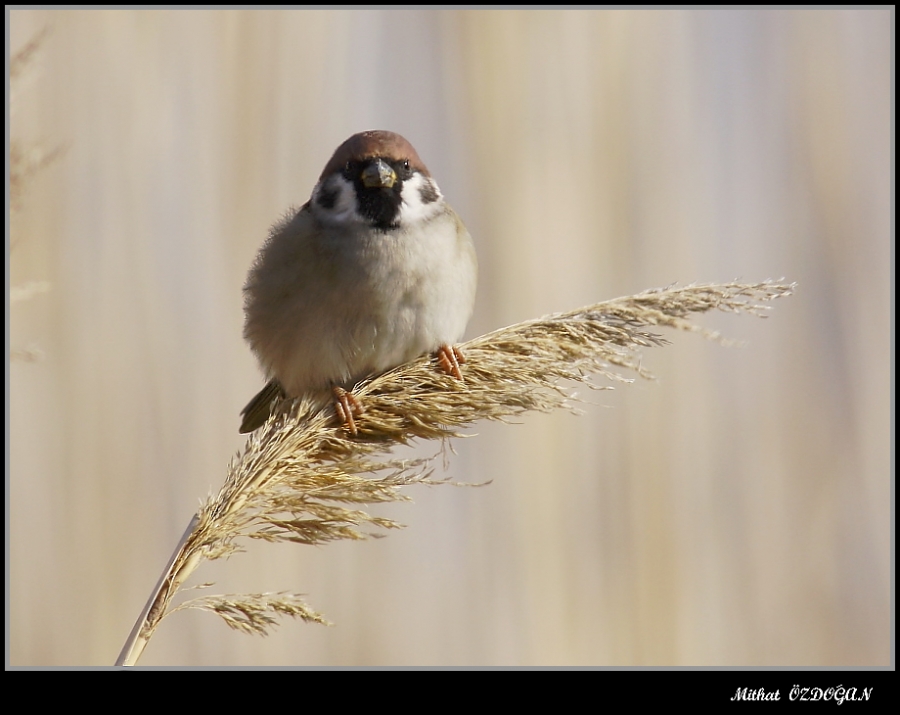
[361,159,397,189]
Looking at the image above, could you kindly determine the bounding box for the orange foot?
[332,385,364,435]
[436,344,467,381]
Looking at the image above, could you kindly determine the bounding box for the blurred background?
[8,9,891,666]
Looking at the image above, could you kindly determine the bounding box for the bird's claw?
[332,385,363,435]
[436,344,466,381]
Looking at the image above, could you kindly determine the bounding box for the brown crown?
[320,130,431,180]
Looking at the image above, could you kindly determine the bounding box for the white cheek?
[311,175,364,225]
[399,174,445,225]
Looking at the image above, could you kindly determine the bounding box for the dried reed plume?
[116,280,794,666]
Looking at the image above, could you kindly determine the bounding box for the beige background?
[9,9,891,666]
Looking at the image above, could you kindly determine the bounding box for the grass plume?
[117,280,794,665]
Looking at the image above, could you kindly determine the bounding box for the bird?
[240,130,478,434]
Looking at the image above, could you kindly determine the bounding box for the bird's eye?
[403,160,411,171]
[342,161,354,179]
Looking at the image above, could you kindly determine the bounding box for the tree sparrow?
[240,130,478,434]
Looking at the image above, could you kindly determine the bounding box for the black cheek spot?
[317,187,339,209]
[419,180,440,205]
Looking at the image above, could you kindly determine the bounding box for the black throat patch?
[356,186,403,230]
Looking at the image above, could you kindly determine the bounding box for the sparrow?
[240,130,478,434]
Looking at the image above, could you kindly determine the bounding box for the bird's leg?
[332,385,363,435]
[436,344,466,381]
